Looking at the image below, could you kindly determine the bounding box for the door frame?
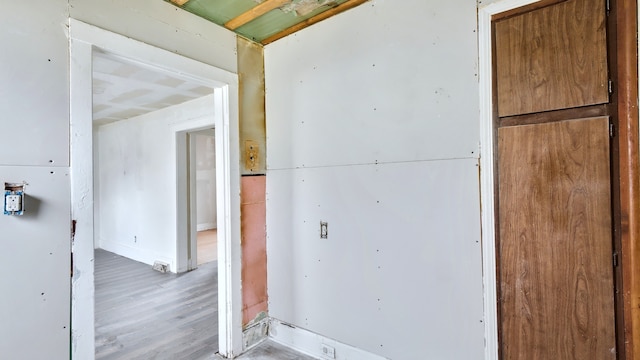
[69,19,243,359]
[478,0,640,359]
[183,128,217,271]
[478,2,541,359]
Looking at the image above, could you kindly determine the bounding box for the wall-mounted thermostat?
[4,182,26,216]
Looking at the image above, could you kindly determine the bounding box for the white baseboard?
[98,238,176,273]
[268,318,389,360]
[197,223,217,231]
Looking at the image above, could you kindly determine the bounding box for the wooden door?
[494,0,618,358]
[498,118,616,359]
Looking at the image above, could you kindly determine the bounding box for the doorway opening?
[70,19,242,360]
[90,48,220,356]
[187,130,218,269]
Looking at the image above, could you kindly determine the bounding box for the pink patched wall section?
[241,175,268,325]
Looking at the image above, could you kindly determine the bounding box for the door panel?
[495,0,608,117]
[498,117,616,359]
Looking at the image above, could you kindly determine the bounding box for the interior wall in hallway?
[95,95,215,272]
[194,132,217,231]
[264,0,484,358]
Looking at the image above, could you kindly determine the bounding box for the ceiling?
[167,0,369,44]
[92,1,370,125]
[92,50,214,126]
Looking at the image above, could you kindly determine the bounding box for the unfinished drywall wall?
[69,0,237,74]
[264,0,484,358]
[238,37,267,175]
[0,1,69,167]
[95,95,215,271]
[0,1,71,358]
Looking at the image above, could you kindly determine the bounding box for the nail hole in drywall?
[48,160,54,164]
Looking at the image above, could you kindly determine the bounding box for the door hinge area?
[606,0,610,12]
[613,252,619,267]
[609,123,615,137]
[608,79,613,94]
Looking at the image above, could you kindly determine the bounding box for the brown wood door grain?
[494,0,608,117]
[498,117,616,360]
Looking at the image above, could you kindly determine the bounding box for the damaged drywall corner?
[242,312,269,351]
[245,311,268,328]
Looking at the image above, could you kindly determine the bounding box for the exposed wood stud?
[261,0,370,45]
[225,0,292,30]
[170,0,191,6]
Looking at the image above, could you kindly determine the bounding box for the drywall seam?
[266,156,481,171]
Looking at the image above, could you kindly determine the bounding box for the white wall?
[69,0,237,74]
[96,95,215,271]
[264,0,484,358]
[194,132,217,231]
[0,1,71,358]
[0,1,237,358]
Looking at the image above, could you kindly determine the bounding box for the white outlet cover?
[321,344,335,359]
[5,194,22,211]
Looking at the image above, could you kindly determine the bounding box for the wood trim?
[616,0,640,358]
[169,0,190,6]
[261,0,370,45]
[491,0,567,21]
[225,0,292,30]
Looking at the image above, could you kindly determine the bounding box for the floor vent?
[152,261,169,273]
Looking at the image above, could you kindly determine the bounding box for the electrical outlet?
[4,182,26,216]
[320,221,328,239]
[5,194,22,212]
[321,344,335,359]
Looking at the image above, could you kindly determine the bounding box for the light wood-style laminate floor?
[197,229,217,265]
[95,249,218,360]
[94,249,316,360]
